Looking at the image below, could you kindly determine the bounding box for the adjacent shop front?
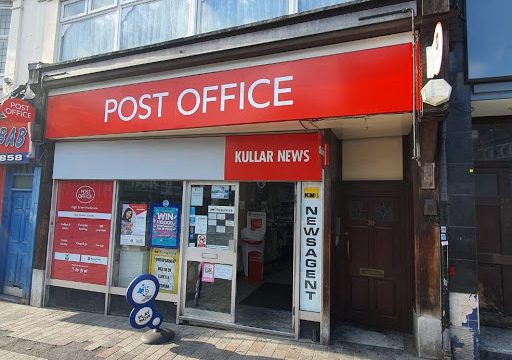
[0,98,40,302]
[40,33,414,341]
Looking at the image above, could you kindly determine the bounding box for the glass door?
[181,182,239,323]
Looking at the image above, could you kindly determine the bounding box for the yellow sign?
[304,187,320,199]
[150,248,179,294]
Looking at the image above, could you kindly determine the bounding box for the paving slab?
[0,301,422,359]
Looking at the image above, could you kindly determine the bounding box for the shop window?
[199,0,288,33]
[111,181,183,296]
[473,122,512,162]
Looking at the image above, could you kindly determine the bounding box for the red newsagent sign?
[224,133,323,181]
[51,180,113,285]
[46,44,413,139]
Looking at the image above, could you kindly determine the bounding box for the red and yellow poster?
[51,180,114,285]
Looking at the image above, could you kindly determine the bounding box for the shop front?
[0,98,40,303]
[40,32,415,342]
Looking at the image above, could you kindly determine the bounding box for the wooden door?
[475,167,512,326]
[338,183,410,331]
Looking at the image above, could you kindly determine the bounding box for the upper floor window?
[0,7,11,78]
[59,0,354,61]
[466,0,512,80]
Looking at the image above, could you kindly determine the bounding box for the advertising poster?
[149,248,179,294]
[51,180,114,285]
[190,186,203,206]
[201,263,215,283]
[120,203,147,246]
[211,185,230,199]
[150,203,180,248]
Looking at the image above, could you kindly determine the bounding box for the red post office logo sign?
[46,44,413,139]
[224,133,323,181]
[0,99,35,163]
[1,98,35,123]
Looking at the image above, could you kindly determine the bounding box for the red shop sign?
[0,98,35,123]
[224,133,323,181]
[46,44,413,139]
[0,118,31,163]
[51,180,114,285]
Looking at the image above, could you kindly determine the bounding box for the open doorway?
[235,182,295,333]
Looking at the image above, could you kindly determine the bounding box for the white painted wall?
[3,0,59,96]
[342,136,403,181]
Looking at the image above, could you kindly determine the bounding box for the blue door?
[2,190,32,297]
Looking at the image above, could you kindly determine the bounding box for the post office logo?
[76,186,95,204]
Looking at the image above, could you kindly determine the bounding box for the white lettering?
[220,83,237,112]
[118,96,137,122]
[104,99,117,123]
[248,79,270,109]
[152,92,169,118]
[178,88,201,116]
[274,75,294,106]
[138,94,152,120]
[202,85,218,113]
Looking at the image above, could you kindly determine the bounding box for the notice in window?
[120,203,147,246]
[51,180,114,285]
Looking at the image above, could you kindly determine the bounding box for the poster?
[197,234,207,248]
[149,248,179,294]
[120,203,147,246]
[201,263,215,283]
[51,180,114,285]
[195,215,208,235]
[150,203,180,248]
[214,264,232,280]
[191,186,204,206]
[211,185,230,199]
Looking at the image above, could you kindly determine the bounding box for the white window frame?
[0,4,12,80]
[57,0,355,61]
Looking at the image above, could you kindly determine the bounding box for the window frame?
[0,5,12,79]
[57,0,357,61]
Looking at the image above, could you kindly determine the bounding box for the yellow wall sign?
[150,248,179,294]
[304,187,320,199]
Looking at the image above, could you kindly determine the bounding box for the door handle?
[344,232,350,258]
[202,253,218,259]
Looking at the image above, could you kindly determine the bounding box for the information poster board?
[120,203,147,246]
[51,180,114,285]
[150,202,180,248]
[149,248,179,294]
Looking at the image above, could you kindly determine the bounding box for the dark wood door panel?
[339,186,410,332]
[476,167,512,320]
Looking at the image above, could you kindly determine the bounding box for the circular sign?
[126,274,160,307]
[129,306,154,328]
[432,22,443,76]
[0,98,35,123]
[76,186,96,204]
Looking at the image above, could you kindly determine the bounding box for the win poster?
[150,202,180,248]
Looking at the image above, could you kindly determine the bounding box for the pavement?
[0,300,422,359]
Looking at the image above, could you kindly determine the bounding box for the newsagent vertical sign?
[300,182,323,313]
[51,181,114,285]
